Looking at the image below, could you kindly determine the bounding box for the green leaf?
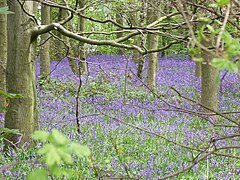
[62,169,74,179]
[222,32,233,46]
[49,129,69,145]
[212,58,227,69]
[212,58,239,72]
[226,61,239,73]
[117,145,124,154]
[206,25,216,34]
[37,144,61,166]
[68,142,91,158]
[216,0,230,7]
[215,75,220,84]
[0,106,8,111]
[188,47,201,56]
[0,90,23,99]
[193,57,204,62]
[198,17,211,23]
[214,19,223,25]
[197,25,207,42]
[49,163,62,177]
[27,169,48,180]
[0,128,21,138]
[208,3,218,8]
[32,131,50,142]
[56,148,72,164]
[0,6,14,15]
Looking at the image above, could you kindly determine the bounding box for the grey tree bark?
[78,0,87,74]
[129,12,141,64]
[137,0,147,79]
[40,4,51,79]
[59,1,79,74]
[116,13,124,54]
[146,0,161,88]
[4,1,38,148]
[195,62,202,77]
[201,46,219,122]
[0,0,7,112]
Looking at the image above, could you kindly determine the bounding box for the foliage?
[27,129,90,180]
[0,6,14,15]
[0,90,23,111]
[0,128,20,141]
[211,32,239,73]
[190,14,239,73]
[0,90,23,99]
[1,55,239,179]
[1,0,240,179]
[0,90,22,142]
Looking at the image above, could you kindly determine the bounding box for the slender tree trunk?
[0,0,7,112]
[201,48,219,122]
[4,1,38,148]
[51,7,65,61]
[78,0,87,74]
[40,4,51,79]
[116,13,124,54]
[33,1,39,132]
[59,1,79,74]
[195,62,202,77]
[130,12,141,64]
[146,0,161,88]
[137,0,147,79]
[190,0,202,77]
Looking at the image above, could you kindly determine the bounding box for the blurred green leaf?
[27,169,48,180]
[222,32,233,46]
[50,129,69,145]
[216,0,230,7]
[0,90,23,99]
[49,163,62,177]
[0,128,20,140]
[62,169,74,179]
[193,57,204,62]
[0,6,14,14]
[68,142,91,158]
[188,47,201,56]
[57,148,72,164]
[197,25,207,42]
[37,144,61,166]
[0,106,7,111]
[209,3,218,8]
[212,58,227,69]
[212,58,238,72]
[32,131,50,142]
[206,25,216,34]
[226,61,239,72]
[33,129,90,179]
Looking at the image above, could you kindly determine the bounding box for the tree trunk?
[40,4,51,79]
[78,0,87,74]
[137,0,147,79]
[146,0,160,88]
[129,12,141,64]
[4,1,38,148]
[195,62,202,77]
[116,13,124,54]
[201,49,219,122]
[51,7,65,61]
[59,1,79,74]
[0,0,7,112]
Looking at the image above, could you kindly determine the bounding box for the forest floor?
[1,54,240,179]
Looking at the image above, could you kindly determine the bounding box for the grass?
[0,54,239,179]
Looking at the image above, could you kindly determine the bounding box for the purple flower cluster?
[1,54,239,179]
[35,54,239,179]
